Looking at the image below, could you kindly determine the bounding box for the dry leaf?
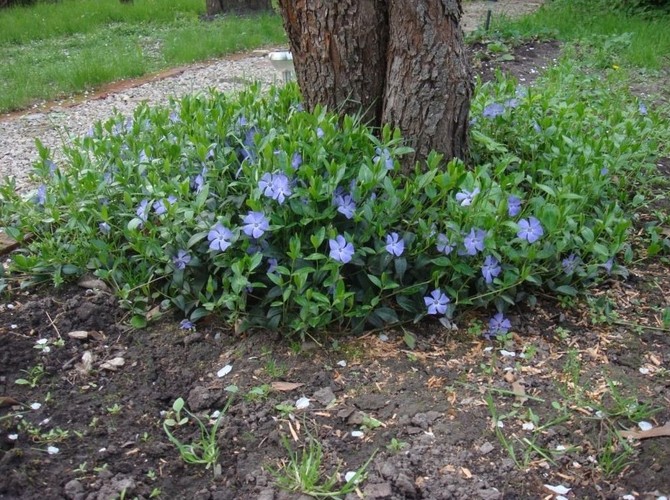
[0,396,20,408]
[67,330,89,340]
[271,381,304,392]
[620,422,670,440]
[461,467,472,479]
[100,357,125,371]
[511,381,528,404]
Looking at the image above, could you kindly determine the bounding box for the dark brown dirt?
[2,41,670,500]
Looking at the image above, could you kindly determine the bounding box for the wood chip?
[271,381,304,392]
[511,381,528,404]
[67,330,89,340]
[100,357,125,371]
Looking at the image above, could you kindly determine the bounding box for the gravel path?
[0,0,544,194]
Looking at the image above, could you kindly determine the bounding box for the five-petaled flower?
[487,312,512,338]
[136,199,150,222]
[173,250,191,270]
[263,172,292,204]
[507,195,522,217]
[208,223,233,252]
[385,233,405,257]
[334,193,356,219]
[291,152,302,170]
[242,211,269,239]
[329,235,355,264]
[373,147,394,170]
[517,217,544,243]
[463,228,486,256]
[153,200,167,215]
[483,103,505,119]
[456,187,480,207]
[424,289,450,315]
[481,255,501,284]
[436,233,455,255]
[562,253,579,275]
[180,319,194,330]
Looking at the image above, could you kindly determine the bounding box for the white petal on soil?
[496,421,504,428]
[351,430,364,438]
[595,410,604,418]
[622,495,635,500]
[46,446,59,455]
[544,484,571,495]
[378,334,389,342]
[36,339,48,345]
[522,422,535,431]
[556,445,566,451]
[6,304,14,309]
[638,421,653,431]
[337,360,347,367]
[556,496,568,500]
[639,367,650,375]
[8,434,18,441]
[483,346,493,353]
[344,471,357,483]
[30,402,41,410]
[10,324,17,329]
[499,349,516,357]
[217,364,232,378]
[210,410,221,419]
[295,397,310,409]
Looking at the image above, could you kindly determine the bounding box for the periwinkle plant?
[0,65,658,335]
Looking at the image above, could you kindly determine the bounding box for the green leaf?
[131,315,147,329]
[374,307,399,324]
[555,285,577,296]
[403,331,416,349]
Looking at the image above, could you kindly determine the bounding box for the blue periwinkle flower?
[639,102,648,115]
[373,147,394,170]
[267,258,278,274]
[424,289,450,315]
[487,312,511,338]
[483,103,504,119]
[507,195,522,217]
[334,193,356,219]
[136,199,150,222]
[316,127,324,138]
[602,258,614,274]
[517,217,544,243]
[35,184,47,206]
[436,233,455,255]
[463,228,486,256]
[208,223,233,252]
[173,250,191,270]
[180,319,194,330]
[481,255,501,284]
[242,211,269,239]
[385,233,405,257]
[153,200,167,215]
[291,152,302,170]
[329,235,354,264]
[456,187,480,207]
[562,253,579,275]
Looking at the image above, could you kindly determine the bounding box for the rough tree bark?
[206,0,272,16]
[277,0,473,169]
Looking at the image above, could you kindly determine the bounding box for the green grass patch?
[0,0,286,112]
[485,0,670,69]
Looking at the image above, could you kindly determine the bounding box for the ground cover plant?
[0,52,665,338]
[0,0,286,113]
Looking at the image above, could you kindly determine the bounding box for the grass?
[0,0,286,113]
[485,0,670,69]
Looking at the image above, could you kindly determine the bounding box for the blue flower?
[602,258,614,274]
[483,103,504,119]
[208,223,233,252]
[316,127,324,138]
[507,195,522,217]
[424,289,450,315]
[455,187,480,207]
[167,195,178,205]
[481,255,501,284]
[436,233,455,255]
[639,102,648,115]
[153,200,167,215]
[173,250,191,270]
[139,150,150,163]
[385,233,405,257]
[267,258,278,274]
[191,168,206,193]
[99,222,111,235]
[35,185,47,206]
[136,199,150,222]
[169,111,181,123]
[269,173,292,204]
[373,147,394,170]
[463,228,486,256]
[334,193,356,219]
[291,152,302,170]
[329,235,354,264]
[504,98,520,109]
[242,211,269,239]
[487,312,511,338]
[258,172,274,197]
[180,319,194,330]
[517,217,544,243]
[532,122,542,133]
[562,253,579,275]
[600,167,609,176]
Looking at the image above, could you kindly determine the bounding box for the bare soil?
[1,26,670,500]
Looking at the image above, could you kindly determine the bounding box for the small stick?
[45,311,62,339]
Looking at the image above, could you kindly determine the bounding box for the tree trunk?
[206,0,272,16]
[277,0,473,169]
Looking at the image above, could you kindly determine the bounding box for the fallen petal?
[217,364,232,378]
[295,397,310,409]
[544,484,571,495]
